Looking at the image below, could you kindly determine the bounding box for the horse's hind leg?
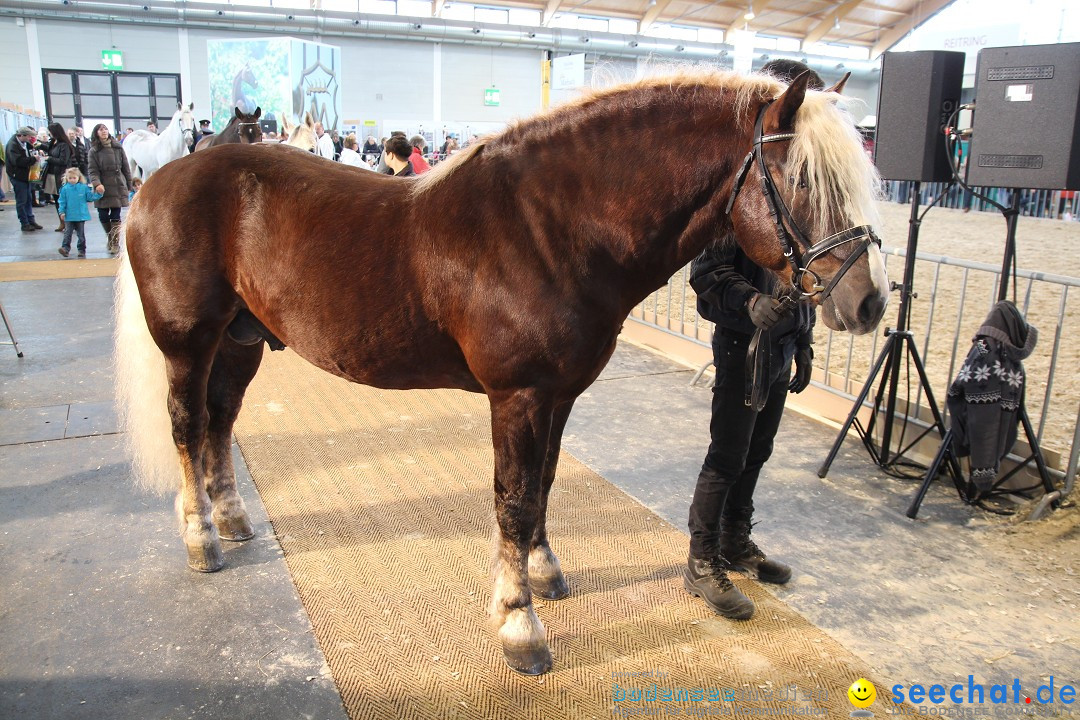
[528,399,574,600]
[203,338,264,541]
[163,345,225,572]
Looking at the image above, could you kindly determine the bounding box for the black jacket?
[73,137,89,178]
[946,301,1038,491]
[4,134,36,182]
[690,238,814,345]
[46,139,74,179]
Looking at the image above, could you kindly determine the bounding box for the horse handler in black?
[684,60,824,620]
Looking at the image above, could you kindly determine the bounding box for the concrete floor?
[1,197,1077,718]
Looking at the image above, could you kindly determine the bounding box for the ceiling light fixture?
[744,1,755,20]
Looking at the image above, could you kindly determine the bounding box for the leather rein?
[725,100,880,303]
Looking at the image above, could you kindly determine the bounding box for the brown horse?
[194,106,263,150]
[115,70,889,675]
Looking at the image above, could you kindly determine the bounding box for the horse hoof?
[215,516,255,542]
[186,542,225,573]
[530,574,570,600]
[502,643,553,676]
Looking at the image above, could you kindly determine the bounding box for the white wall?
[35,19,180,74]
[441,44,541,124]
[0,19,35,110]
[0,18,879,131]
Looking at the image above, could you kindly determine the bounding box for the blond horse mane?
[413,69,880,236]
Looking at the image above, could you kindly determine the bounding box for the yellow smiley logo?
[848,678,876,709]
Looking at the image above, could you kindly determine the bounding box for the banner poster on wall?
[207,37,342,134]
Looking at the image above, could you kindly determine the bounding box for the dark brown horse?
[115,70,889,675]
[194,106,263,150]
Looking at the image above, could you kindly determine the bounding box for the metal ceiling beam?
[541,0,564,26]
[639,0,676,33]
[870,0,954,59]
[802,0,864,49]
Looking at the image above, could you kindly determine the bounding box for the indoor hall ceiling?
[446,0,956,57]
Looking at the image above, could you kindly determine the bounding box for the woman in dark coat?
[44,122,75,231]
[87,123,132,255]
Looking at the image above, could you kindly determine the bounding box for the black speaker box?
[874,50,966,182]
[967,42,1080,190]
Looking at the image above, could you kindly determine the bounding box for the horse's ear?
[765,70,811,133]
[824,72,851,95]
[177,101,182,111]
[253,107,262,120]
[188,102,194,111]
[304,111,315,128]
[235,107,243,120]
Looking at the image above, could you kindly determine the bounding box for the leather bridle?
[725,100,880,303]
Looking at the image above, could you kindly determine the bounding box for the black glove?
[789,344,813,393]
[746,293,784,330]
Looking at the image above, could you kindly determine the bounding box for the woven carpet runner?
[0,258,118,282]
[234,349,896,719]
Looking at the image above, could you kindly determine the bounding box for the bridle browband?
[725,100,880,302]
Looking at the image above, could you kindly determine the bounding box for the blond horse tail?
[114,252,177,495]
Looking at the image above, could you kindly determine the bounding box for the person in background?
[339,134,373,171]
[314,122,335,160]
[146,121,158,134]
[192,120,213,152]
[57,167,103,258]
[362,134,381,161]
[5,126,44,231]
[382,135,415,177]
[377,131,407,174]
[682,59,823,622]
[330,130,343,161]
[87,123,133,255]
[408,135,431,175]
[129,176,143,201]
[43,122,74,232]
[68,127,89,180]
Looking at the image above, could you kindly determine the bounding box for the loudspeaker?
[967,42,1080,190]
[874,50,966,182]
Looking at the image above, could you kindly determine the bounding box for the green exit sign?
[102,49,124,69]
[483,88,500,106]
[102,50,123,70]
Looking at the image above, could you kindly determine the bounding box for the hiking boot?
[683,555,755,619]
[55,220,65,232]
[30,222,43,230]
[58,246,69,257]
[21,224,35,232]
[77,251,86,258]
[720,518,791,584]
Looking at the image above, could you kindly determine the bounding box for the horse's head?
[284,111,318,153]
[726,72,888,335]
[233,106,264,144]
[176,102,196,146]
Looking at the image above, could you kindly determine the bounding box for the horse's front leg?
[529,399,575,600]
[489,388,554,675]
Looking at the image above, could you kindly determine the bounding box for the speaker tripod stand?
[906,190,1058,518]
[818,182,964,483]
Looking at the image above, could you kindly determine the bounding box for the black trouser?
[688,330,794,558]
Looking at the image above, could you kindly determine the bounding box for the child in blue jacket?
[58,167,104,257]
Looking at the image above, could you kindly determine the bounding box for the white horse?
[123,103,195,179]
[280,111,317,152]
